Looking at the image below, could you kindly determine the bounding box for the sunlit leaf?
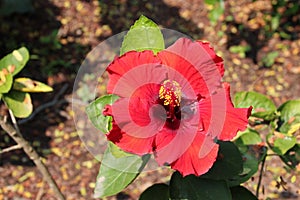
[0,71,13,93]
[234,91,277,120]
[278,100,300,123]
[13,78,53,92]
[2,90,32,118]
[279,114,300,134]
[273,136,297,155]
[235,128,262,145]
[86,94,119,133]
[262,51,279,67]
[94,142,150,198]
[120,15,165,55]
[0,47,29,76]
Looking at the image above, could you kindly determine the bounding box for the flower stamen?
[159,80,181,107]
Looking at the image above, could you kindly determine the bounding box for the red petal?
[159,38,224,96]
[170,133,219,176]
[107,122,155,155]
[106,50,161,95]
[197,83,251,157]
[217,83,252,140]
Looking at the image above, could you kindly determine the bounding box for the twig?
[0,144,21,154]
[19,84,69,125]
[256,154,267,198]
[0,114,65,200]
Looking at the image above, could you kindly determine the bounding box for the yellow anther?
[159,80,182,107]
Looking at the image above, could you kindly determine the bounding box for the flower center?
[159,80,181,107]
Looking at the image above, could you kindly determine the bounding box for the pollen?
[159,80,181,107]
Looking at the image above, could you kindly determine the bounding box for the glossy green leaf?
[234,91,277,120]
[235,128,262,145]
[13,78,53,92]
[229,145,266,186]
[0,72,13,93]
[170,171,232,200]
[279,144,300,169]
[279,114,300,134]
[120,15,164,55]
[230,186,258,200]
[86,94,119,133]
[3,90,32,118]
[94,143,150,198]
[273,136,297,155]
[139,183,169,200]
[202,141,243,181]
[0,47,29,76]
[278,100,300,123]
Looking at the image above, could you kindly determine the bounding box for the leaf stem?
[256,153,267,198]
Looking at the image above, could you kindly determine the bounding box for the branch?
[0,144,21,154]
[0,115,65,200]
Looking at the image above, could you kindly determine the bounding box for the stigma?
[159,80,182,107]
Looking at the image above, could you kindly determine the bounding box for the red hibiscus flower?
[103,38,252,176]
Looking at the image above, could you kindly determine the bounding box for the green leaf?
[139,183,169,200]
[202,141,243,181]
[262,51,279,67]
[234,91,277,120]
[120,15,165,55]
[235,128,262,145]
[273,136,297,155]
[0,72,13,93]
[271,15,280,31]
[13,78,53,92]
[279,144,300,169]
[230,186,258,200]
[229,145,266,186]
[229,45,251,58]
[0,47,29,76]
[94,143,150,198]
[278,100,300,123]
[170,172,232,200]
[204,0,218,5]
[208,3,225,25]
[279,114,300,134]
[86,94,119,133]
[2,90,32,118]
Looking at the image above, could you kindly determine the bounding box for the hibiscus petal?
[154,104,200,166]
[159,38,224,96]
[170,133,219,177]
[107,122,156,155]
[217,83,252,140]
[197,83,251,158]
[106,50,161,95]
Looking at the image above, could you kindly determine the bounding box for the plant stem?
[0,144,21,154]
[256,154,267,198]
[0,114,65,200]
